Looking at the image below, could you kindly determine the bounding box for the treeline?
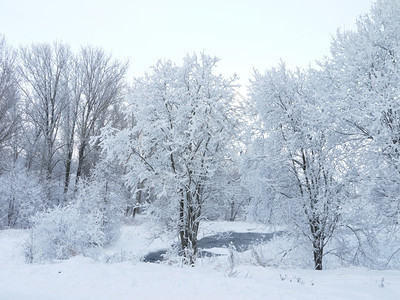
[1,0,400,270]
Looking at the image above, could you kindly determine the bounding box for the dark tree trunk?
[179,196,188,260]
[179,190,201,266]
[310,220,324,270]
[313,245,323,270]
[75,141,86,186]
[63,149,73,199]
[229,201,236,221]
[7,196,15,228]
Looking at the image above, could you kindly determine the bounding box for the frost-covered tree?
[327,0,400,221]
[249,64,351,270]
[321,0,400,267]
[0,166,46,229]
[101,53,238,264]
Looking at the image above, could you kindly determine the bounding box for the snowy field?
[1,221,400,300]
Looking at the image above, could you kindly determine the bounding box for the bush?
[0,167,46,229]
[25,203,105,263]
[326,225,400,269]
[224,242,239,277]
[73,160,127,245]
[242,234,313,269]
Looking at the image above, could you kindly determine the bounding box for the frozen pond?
[144,231,283,262]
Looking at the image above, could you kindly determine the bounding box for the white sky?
[1,0,375,89]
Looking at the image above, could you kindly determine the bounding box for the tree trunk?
[179,191,201,266]
[63,149,73,202]
[313,245,323,270]
[75,140,86,186]
[310,220,324,270]
[230,201,236,221]
[7,196,15,228]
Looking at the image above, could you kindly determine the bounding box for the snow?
[198,220,278,236]
[1,223,400,300]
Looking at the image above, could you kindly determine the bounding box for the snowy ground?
[1,221,400,300]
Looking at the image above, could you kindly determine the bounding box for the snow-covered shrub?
[224,242,239,277]
[162,244,183,265]
[242,234,313,269]
[101,249,139,264]
[25,203,105,263]
[74,160,127,245]
[26,158,129,263]
[325,225,400,270]
[0,167,46,229]
[320,192,400,270]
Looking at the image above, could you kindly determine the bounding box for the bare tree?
[0,36,20,170]
[74,46,128,184]
[60,58,81,198]
[18,42,72,202]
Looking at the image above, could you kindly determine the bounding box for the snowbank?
[1,224,399,300]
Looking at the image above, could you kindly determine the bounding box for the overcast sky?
[1,0,375,88]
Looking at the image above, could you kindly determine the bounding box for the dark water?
[143,231,283,263]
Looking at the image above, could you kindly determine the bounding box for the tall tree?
[0,36,20,170]
[322,0,400,267]
[60,57,81,198]
[100,54,238,264]
[249,64,349,270]
[18,42,71,203]
[74,46,128,185]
